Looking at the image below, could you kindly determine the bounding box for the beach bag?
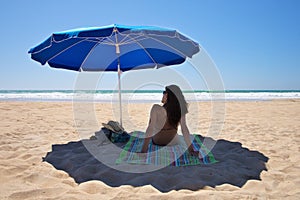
[101,121,130,143]
[102,121,124,133]
[109,131,130,143]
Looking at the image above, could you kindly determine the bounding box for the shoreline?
[1,97,300,103]
[0,90,299,103]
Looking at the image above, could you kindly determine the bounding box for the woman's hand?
[188,146,198,156]
[140,146,148,154]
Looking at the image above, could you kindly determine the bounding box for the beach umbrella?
[28,24,200,125]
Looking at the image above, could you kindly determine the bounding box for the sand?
[0,100,299,199]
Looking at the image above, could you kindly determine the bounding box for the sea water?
[0,90,299,102]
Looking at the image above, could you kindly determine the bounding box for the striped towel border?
[116,131,218,166]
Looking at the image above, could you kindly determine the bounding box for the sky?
[0,0,299,90]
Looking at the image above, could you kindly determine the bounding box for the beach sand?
[0,100,299,199]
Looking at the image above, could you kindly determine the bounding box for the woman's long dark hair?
[163,85,188,128]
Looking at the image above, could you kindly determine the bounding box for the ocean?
[0,90,299,102]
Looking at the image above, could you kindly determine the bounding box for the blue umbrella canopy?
[28,24,200,72]
[28,24,200,125]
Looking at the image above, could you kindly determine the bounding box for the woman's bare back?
[151,104,179,146]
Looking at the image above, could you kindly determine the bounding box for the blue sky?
[0,0,299,90]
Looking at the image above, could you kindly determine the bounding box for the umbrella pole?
[118,63,122,126]
[114,27,122,126]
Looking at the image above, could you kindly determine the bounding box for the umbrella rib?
[117,34,130,44]
[44,38,91,65]
[120,35,148,45]
[31,35,70,55]
[113,29,158,66]
[117,32,145,45]
[145,33,188,59]
[99,37,115,45]
[30,43,52,55]
[125,34,159,66]
[79,42,99,71]
[116,29,199,48]
[117,31,163,45]
[44,36,114,66]
[73,37,115,45]
[117,31,199,62]
[78,35,122,71]
[149,31,199,48]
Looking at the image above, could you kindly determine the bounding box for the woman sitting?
[140,85,198,156]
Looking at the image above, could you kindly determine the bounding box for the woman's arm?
[140,105,157,153]
[180,115,198,156]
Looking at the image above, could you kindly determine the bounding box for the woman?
[140,85,198,156]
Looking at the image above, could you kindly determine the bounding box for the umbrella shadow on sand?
[43,134,268,192]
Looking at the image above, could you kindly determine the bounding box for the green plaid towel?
[116,131,217,166]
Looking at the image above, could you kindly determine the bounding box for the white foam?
[0,91,299,102]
